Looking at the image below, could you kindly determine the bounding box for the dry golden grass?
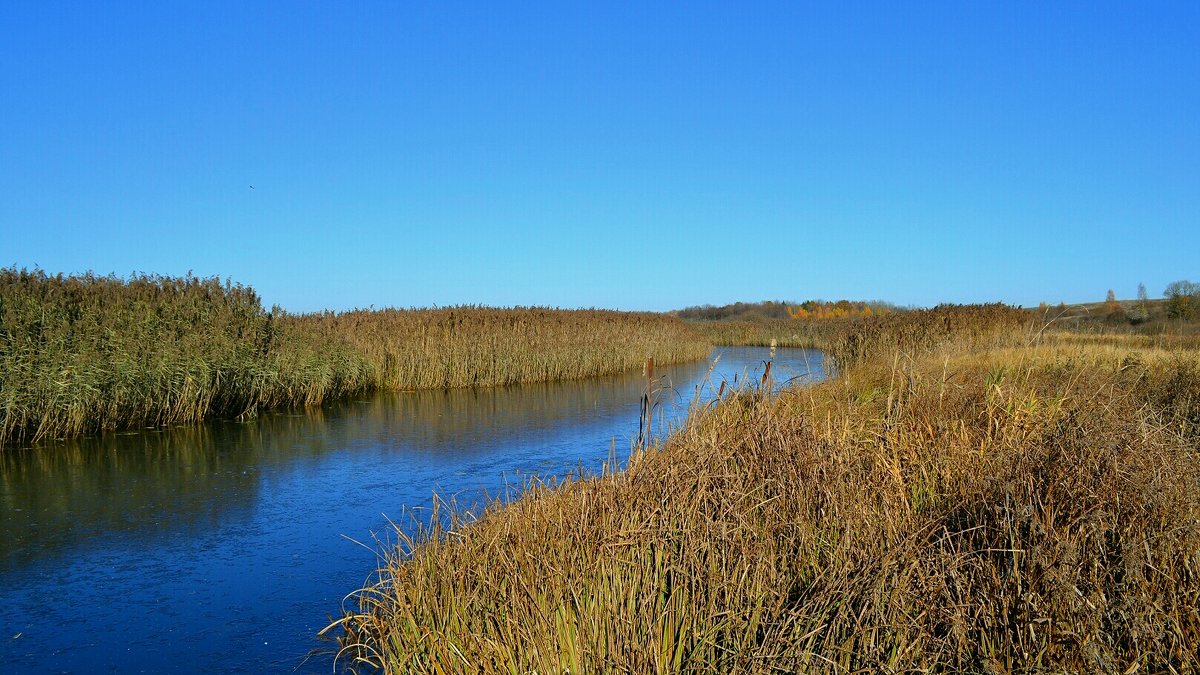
[687,304,1030,361]
[334,308,1200,673]
[288,307,711,390]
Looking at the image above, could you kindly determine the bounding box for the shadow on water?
[0,347,822,673]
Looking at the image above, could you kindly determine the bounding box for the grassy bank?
[335,307,1200,672]
[0,269,710,446]
[686,303,1029,357]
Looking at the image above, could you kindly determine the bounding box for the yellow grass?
[333,308,1200,673]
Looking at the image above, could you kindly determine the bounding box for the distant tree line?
[1053,279,1200,329]
[674,301,796,321]
[785,300,896,320]
[675,299,900,321]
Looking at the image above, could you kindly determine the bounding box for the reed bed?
[290,307,711,390]
[335,306,1200,673]
[688,304,1030,366]
[822,303,1031,369]
[685,317,837,349]
[0,270,709,446]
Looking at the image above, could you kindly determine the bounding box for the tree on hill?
[1104,289,1125,322]
[675,300,898,321]
[1164,280,1200,319]
[1129,282,1150,324]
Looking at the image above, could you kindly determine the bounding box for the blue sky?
[2,2,1196,312]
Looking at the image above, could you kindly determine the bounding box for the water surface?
[0,347,823,673]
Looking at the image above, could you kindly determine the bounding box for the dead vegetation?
[334,306,1200,673]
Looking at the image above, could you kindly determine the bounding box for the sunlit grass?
[0,269,709,445]
[334,307,1200,673]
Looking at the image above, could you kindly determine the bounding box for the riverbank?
[683,303,1030,356]
[0,270,710,446]
[1,345,815,674]
[335,307,1200,672]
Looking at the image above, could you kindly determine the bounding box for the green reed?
[0,269,709,445]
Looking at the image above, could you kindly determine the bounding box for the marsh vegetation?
[0,345,811,673]
[335,306,1200,673]
[6,268,1200,671]
[0,269,709,445]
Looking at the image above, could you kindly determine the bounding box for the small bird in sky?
[249,184,256,189]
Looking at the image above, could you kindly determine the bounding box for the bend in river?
[0,347,824,673]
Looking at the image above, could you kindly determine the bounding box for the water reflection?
[0,425,260,574]
[0,347,823,673]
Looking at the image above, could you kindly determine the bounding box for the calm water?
[0,347,823,673]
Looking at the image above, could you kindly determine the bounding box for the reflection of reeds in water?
[0,405,362,572]
[0,423,259,572]
[334,307,1200,672]
[336,371,678,454]
[0,270,710,445]
[0,361,721,576]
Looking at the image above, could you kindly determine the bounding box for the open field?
[1033,292,1200,338]
[0,269,710,446]
[335,307,1200,673]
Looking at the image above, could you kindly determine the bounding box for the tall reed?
[822,302,1030,369]
[0,269,709,446]
[285,307,710,390]
[334,306,1200,673]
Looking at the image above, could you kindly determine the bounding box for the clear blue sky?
[2,2,1196,312]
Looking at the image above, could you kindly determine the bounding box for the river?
[0,347,823,673]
